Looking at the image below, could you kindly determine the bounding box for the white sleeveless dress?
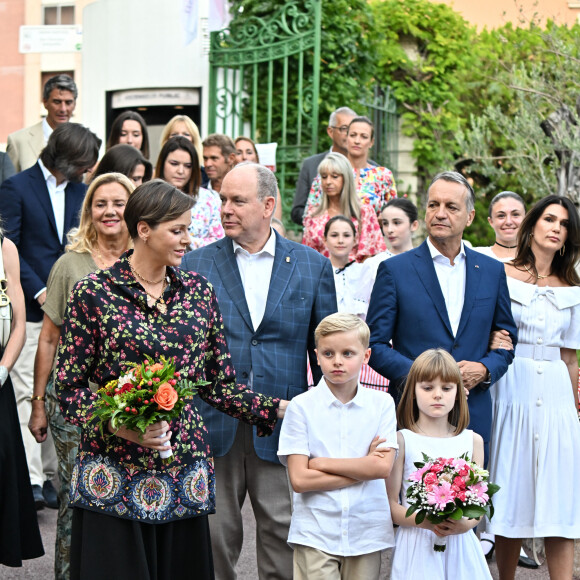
[391,429,492,580]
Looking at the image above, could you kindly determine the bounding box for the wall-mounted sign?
[111,89,200,109]
[19,26,82,53]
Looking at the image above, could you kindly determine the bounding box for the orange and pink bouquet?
[93,355,206,464]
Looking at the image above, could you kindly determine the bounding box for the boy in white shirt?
[278,313,398,579]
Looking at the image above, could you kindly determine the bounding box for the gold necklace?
[524,264,549,280]
[142,278,168,313]
[128,256,166,284]
[128,256,168,313]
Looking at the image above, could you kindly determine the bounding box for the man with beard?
[0,123,100,509]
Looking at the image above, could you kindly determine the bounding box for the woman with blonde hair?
[160,115,203,169]
[302,152,385,262]
[28,173,135,580]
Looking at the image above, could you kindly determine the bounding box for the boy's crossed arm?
[287,437,394,494]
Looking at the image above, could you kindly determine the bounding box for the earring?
[560,244,565,256]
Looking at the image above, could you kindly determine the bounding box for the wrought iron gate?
[208,0,322,204]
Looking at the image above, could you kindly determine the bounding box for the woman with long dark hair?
[156,136,224,249]
[488,195,580,580]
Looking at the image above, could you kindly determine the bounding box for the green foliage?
[458,21,580,212]
[370,0,478,181]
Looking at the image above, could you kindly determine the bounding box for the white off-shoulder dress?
[488,278,580,538]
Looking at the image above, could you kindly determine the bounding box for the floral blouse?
[189,187,225,250]
[305,166,397,217]
[302,204,387,262]
[55,251,278,523]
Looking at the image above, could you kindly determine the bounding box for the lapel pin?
[286,256,290,263]
[475,265,479,269]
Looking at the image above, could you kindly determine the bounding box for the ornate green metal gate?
[208,0,322,204]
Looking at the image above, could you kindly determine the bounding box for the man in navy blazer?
[182,162,336,580]
[367,171,517,463]
[0,123,100,507]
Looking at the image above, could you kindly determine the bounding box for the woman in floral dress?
[56,180,283,580]
[156,136,224,250]
[305,116,397,217]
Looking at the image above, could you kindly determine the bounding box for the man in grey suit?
[183,163,336,579]
[7,74,77,172]
[290,106,357,224]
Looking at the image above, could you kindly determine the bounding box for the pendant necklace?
[523,264,549,280]
[128,256,168,313]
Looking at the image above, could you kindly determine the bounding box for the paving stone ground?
[2,499,561,579]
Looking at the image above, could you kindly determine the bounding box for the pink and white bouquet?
[93,355,207,464]
[405,452,499,551]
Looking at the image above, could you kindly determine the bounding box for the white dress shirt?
[233,228,276,330]
[42,117,54,144]
[38,158,67,244]
[278,378,398,556]
[427,237,466,336]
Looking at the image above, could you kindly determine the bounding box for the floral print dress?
[302,204,386,262]
[56,251,278,523]
[305,165,397,217]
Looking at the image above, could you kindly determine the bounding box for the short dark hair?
[93,144,152,184]
[513,195,580,286]
[202,133,236,158]
[40,123,101,176]
[156,136,201,196]
[428,171,475,213]
[124,179,195,240]
[348,116,374,140]
[43,74,78,101]
[106,111,150,159]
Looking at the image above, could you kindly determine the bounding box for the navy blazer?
[182,232,337,464]
[367,240,517,449]
[0,162,86,321]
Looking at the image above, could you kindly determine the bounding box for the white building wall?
[82,0,210,152]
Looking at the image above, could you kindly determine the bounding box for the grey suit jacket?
[6,121,45,173]
[291,151,329,225]
[0,153,15,186]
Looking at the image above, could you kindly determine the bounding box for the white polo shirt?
[278,378,398,556]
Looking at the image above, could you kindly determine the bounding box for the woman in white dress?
[488,195,580,580]
[474,191,525,263]
[475,191,538,568]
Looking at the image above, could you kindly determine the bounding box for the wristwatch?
[0,366,8,387]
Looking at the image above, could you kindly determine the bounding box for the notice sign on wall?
[19,26,82,54]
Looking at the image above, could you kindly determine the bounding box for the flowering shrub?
[405,452,499,551]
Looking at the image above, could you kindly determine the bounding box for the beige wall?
[0,0,25,147]
[433,0,580,29]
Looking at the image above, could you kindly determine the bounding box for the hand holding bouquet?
[93,356,208,464]
[405,452,499,551]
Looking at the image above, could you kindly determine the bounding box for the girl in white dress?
[323,215,368,318]
[387,349,492,580]
[489,195,580,580]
